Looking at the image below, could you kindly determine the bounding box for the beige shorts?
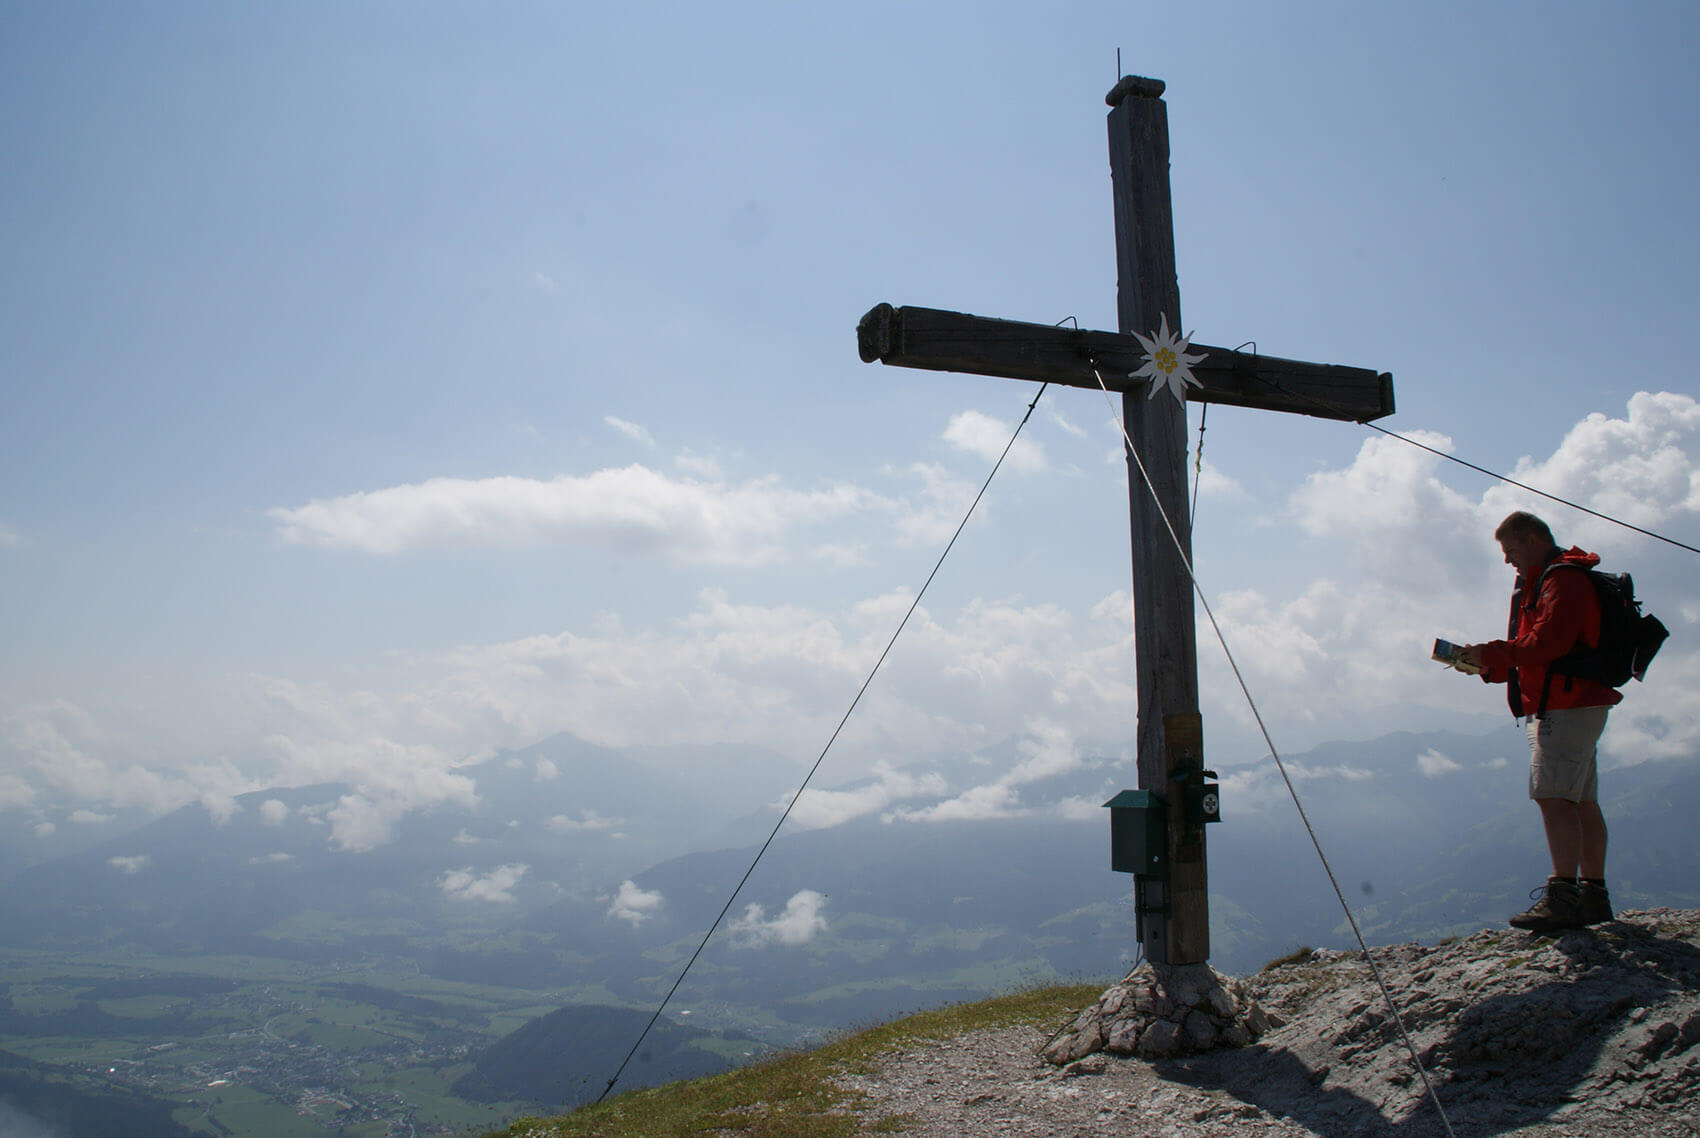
[1527,706,1608,802]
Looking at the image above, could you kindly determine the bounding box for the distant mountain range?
[3,727,1696,979]
[0,724,1695,1126]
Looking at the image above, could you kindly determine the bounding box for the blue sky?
[3,1,1698,845]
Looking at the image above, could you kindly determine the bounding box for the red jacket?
[1480,546,1622,717]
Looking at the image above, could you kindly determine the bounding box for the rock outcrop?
[837,908,1700,1136]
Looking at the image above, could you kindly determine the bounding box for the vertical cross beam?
[1108,76,1208,966]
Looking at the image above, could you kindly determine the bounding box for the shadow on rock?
[1151,916,1700,1136]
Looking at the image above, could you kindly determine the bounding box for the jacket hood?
[1553,546,1602,571]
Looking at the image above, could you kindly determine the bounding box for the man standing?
[1459,511,1620,933]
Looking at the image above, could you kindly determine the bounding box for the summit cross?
[856,75,1394,967]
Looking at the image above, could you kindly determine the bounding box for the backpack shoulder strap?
[1528,560,1596,719]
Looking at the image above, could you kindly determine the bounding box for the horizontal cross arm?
[857,303,1394,423]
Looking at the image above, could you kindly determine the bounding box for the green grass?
[481,981,1105,1138]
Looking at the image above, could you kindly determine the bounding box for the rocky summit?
[835,909,1700,1136]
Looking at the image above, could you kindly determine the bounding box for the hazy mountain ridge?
[2,726,1695,977]
[0,727,1694,1137]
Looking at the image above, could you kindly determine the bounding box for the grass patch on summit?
[482,981,1104,1138]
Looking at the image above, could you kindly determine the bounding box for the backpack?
[1526,563,1669,717]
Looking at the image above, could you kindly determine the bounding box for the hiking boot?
[1578,881,1614,926]
[1509,878,1582,933]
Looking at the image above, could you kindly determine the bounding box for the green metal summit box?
[1104,788,1166,876]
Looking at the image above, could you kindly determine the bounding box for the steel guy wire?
[595,381,1051,1104]
[1088,357,1459,1138]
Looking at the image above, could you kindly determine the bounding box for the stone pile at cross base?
[1041,961,1273,1063]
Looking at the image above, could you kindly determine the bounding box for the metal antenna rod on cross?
[856,75,1395,967]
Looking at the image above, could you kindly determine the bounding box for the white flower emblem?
[1129,313,1207,403]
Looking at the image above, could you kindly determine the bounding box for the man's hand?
[1458,645,1485,670]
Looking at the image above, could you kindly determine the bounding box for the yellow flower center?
[1155,348,1178,374]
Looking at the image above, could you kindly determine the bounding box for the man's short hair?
[1495,510,1556,547]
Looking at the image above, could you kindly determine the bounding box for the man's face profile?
[1498,533,1549,580]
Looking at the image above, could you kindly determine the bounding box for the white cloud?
[533,271,559,292]
[0,522,22,548]
[811,541,871,567]
[249,852,294,865]
[0,773,34,812]
[325,794,405,853]
[201,792,242,825]
[893,781,1020,823]
[730,889,828,947]
[605,416,655,446]
[784,761,947,830]
[546,809,621,833]
[32,820,55,838]
[533,758,558,782]
[70,809,114,824]
[890,721,1090,824]
[1055,795,1101,821]
[269,464,877,564]
[1292,428,1465,536]
[5,700,223,816]
[1194,457,1245,501]
[108,855,150,875]
[1046,408,1089,440]
[1091,590,1133,626]
[1288,429,1482,591]
[13,392,1688,837]
[259,799,290,826]
[1416,748,1463,778]
[1192,390,1700,760]
[1601,650,1700,762]
[259,732,478,853]
[891,462,978,546]
[411,587,1138,777]
[1479,390,1700,550]
[608,879,664,926]
[943,410,1046,473]
[674,450,723,479]
[1219,759,1377,812]
[1003,720,1089,784]
[439,864,528,904]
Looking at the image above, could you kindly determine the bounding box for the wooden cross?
[856,75,1394,967]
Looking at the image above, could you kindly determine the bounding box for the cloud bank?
[4,394,1693,850]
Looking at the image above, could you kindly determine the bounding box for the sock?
[1580,877,1606,888]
